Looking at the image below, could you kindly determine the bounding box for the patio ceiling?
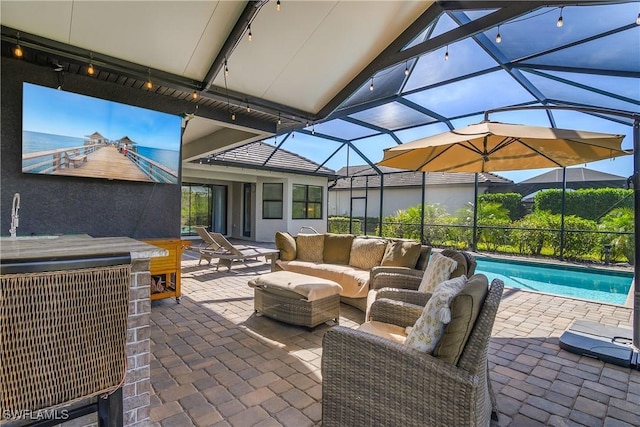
[1,1,638,169]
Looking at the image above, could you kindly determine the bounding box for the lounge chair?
[194,226,279,271]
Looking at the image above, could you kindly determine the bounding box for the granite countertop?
[0,235,168,261]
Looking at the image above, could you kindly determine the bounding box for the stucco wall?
[329,184,489,218]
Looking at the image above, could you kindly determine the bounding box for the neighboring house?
[182,141,336,243]
[328,165,513,218]
[516,167,628,200]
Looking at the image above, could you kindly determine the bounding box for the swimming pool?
[474,257,633,305]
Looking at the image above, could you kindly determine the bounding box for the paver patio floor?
[149,253,640,427]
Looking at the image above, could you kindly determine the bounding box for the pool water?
[474,258,633,305]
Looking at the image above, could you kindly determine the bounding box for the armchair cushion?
[349,238,387,270]
[434,274,489,365]
[275,231,296,261]
[405,275,467,353]
[357,320,407,344]
[323,233,354,265]
[417,252,458,293]
[296,234,325,262]
[381,240,421,268]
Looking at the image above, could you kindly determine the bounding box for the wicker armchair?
[322,277,504,427]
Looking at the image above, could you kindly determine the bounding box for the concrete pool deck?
[148,249,639,427]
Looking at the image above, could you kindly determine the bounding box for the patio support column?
[349,176,354,234]
[379,174,384,237]
[421,172,426,244]
[364,176,369,236]
[560,167,567,261]
[472,173,479,251]
[633,119,640,349]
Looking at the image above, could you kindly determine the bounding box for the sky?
[261,1,638,184]
[22,83,181,151]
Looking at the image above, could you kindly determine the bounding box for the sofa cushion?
[296,234,325,262]
[275,231,297,261]
[323,233,354,265]
[349,238,387,270]
[433,274,488,365]
[276,260,371,299]
[404,275,468,353]
[381,240,421,268]
[418,252,458,293]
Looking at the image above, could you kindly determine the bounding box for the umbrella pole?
[472,173,479,251]
[421,172,426,244]
[560,168,567,261]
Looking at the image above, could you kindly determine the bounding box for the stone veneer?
[123,258,152,426]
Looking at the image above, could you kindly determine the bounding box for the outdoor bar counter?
[0,235,167,427]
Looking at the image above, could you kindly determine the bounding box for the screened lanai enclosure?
[3,0,640,370]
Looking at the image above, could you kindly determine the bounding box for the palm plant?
[598,207,635,264]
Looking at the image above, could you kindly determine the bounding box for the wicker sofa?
[273,232,431,311]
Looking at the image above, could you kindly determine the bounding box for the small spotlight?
[87,63,95,75]
[13,33,23,58]
[192,90,198,100]
[276,0,281,12]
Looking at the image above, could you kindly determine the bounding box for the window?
[292,184,323,219]
[262,183,283,219]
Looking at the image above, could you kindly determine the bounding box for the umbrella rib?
[416,141,483,170]
[515,137,565,168]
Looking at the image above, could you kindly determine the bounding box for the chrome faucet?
[9,193,20,238]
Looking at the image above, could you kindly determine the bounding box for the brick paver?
[148,252,640,427]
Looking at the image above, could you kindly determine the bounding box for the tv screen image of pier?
[22,82,181,184]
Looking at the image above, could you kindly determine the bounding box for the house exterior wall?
[182,163,328,243]
[328,183,490,218]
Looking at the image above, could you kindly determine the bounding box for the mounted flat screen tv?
[22,82,181,184]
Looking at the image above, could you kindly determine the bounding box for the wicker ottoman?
[248,271,342,328]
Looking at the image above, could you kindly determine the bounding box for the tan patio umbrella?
[378,121,628,173]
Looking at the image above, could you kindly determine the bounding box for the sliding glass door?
[181,184,227,235]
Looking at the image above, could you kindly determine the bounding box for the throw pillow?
[296,234,324,262]
[417,252,458,293]
[380,240,422,268]
[349,238,387,270]
[323,233,354,265]
[275,231,296,261]
[405,275,468,353]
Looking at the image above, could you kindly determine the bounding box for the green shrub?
[328,216,362,235]
[511,211,555,255]
[479,192,523,221]
[547,215,598,259]
[380,206,422,240]
[534,188,632,221]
